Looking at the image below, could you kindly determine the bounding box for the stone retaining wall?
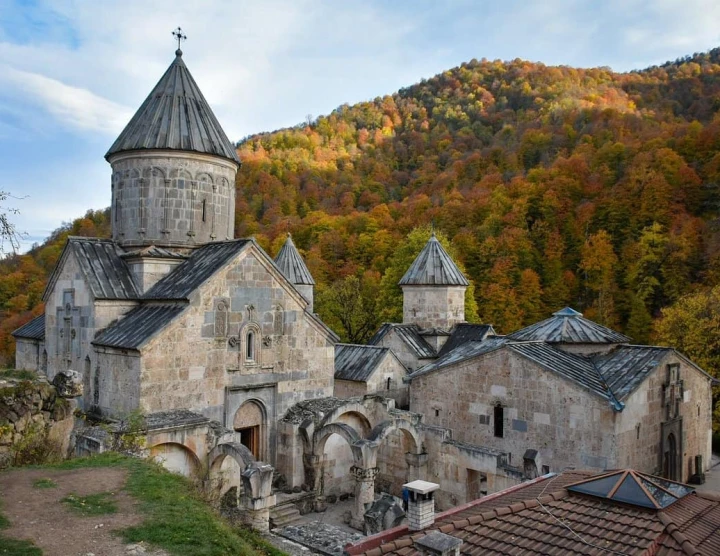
[0,375,76,469]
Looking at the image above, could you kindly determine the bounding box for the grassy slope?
[1,453,285,556]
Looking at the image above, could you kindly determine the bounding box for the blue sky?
[1,0,719,253]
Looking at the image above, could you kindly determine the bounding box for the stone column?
[405,451,429,482]
[241,461,276,532]
[350,465,379,530]
[303,453,322,491]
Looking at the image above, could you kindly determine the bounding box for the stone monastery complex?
[12,47,716,535]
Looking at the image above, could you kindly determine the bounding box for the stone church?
[13,48,336,484]
[12,45,716,531]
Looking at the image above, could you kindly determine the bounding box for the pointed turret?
[106,49,239,250]
[275,234,315,310]
[399,233,468,330]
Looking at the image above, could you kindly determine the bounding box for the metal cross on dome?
[172,27,187,51]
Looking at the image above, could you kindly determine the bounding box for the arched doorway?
[233,400,266,460]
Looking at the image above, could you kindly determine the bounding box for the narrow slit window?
[386,377,391,390]
[494,405,504,438]
[246,331,254,361]
[202,199,207,222]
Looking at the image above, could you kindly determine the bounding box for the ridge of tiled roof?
[368,323,436,359]
[507,307,631,344]
[11,314,45,340]
[43,237,139,301]
[274,234,315,285]
[398,233,469,286]
[106,50,240,164]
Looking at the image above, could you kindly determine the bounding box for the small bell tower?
[399,233,468,330]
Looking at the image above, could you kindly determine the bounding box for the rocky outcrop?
[0,374,77,469]
[52,369,83,398]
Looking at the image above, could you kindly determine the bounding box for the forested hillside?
[3,49,720,366]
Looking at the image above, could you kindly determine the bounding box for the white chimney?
[403,479,439,531]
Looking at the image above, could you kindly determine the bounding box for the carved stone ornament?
[351,466,379,482]
[70,329,76,339]
[262,335,272,348]
[228,336,238,348]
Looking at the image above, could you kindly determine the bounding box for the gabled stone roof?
[399,233,468,286]
[106,50,240,164]
[369,323,436,359]
[43,237,139,302]
[274,234,315,285]
[506,307,631,344]
[437,323,496,357]
[144,240,250,299]
[335,344,401,382]
[92,304,186,350]
[11,314,45,340]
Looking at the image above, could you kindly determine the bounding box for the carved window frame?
[241,323,261,367]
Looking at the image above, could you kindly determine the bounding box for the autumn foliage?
[3,49,720,374]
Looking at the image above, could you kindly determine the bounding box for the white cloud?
[0,65,133,134]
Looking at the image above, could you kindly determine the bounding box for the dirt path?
[0,467,151,556]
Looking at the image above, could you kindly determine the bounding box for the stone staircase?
[270,504,303,529]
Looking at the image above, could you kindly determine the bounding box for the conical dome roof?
[399,233,469,286]
[106,50,240,164]
[274,235,315,285]
[506,307,630,343]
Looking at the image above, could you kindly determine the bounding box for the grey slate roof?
[399,233,469,286]
[335,344,396,382]
[410,338,619,405]
[437,323,496,357]
[508,342,611,400]
[44,238,139,301]
[274,234,315,285]
[106,51,240,164]
[11,314,45,340]
[594,345,672,400]
[144,240,249,299]
[506,307,631,344]
[409,337,508,378]
[92,305,186,349]
[369,323,436,358]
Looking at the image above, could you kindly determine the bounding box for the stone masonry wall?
[15,338,44,373]
[0,377,75,469]
[137,245,335,468]
[109,150,237,248]
[614,352,713,480]
[410,348,617,474]
[402,285,466,330]
[333,355,408,407]
[44,251,138,412]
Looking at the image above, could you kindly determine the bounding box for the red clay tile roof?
[347,471,720,556]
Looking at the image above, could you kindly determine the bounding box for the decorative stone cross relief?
[246,304,256,321]
[664,364,683,420]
